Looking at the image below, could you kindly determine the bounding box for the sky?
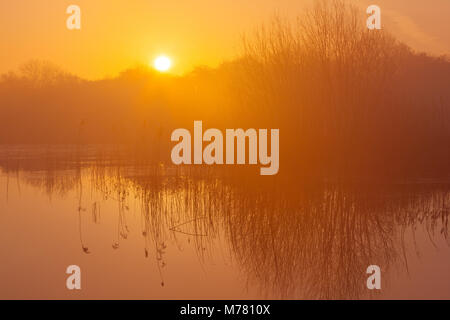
[0,0,449,79]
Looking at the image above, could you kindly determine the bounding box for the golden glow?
[153,55,172,72]
[1,1,449,79]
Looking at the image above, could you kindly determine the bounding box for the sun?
[153,55,172,72]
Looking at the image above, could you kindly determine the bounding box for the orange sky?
[1,0,449,79]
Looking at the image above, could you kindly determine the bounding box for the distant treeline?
[0,0,449,180]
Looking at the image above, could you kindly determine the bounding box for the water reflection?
[0,146,448,299]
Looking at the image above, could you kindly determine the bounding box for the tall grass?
[0,0,448,180]
[231,0,450,179]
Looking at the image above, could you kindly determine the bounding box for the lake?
[0,145,448,299]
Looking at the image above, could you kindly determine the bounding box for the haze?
[0,0,449,79]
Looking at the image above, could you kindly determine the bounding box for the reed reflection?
[0,147,448,299]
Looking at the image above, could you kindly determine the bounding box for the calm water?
[0,146,449,299]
